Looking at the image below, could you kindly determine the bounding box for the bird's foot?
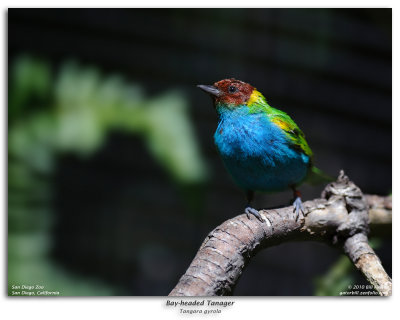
[292,197,305,220]
[245,206,264,222]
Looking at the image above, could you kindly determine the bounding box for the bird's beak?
[197,84,221,97]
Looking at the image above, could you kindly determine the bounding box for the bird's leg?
[291,186,305,219]
[244,190,264,222]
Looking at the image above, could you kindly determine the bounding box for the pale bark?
[169,171,392,296]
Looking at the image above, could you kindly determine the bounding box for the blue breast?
[214,105,310,192]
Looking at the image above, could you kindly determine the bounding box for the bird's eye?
[228,86,238,93]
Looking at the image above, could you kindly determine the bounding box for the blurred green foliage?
[9,56,208,182]
[313,255,354,296]
[8,55,208,295]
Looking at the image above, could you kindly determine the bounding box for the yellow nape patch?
[247,90,263,106]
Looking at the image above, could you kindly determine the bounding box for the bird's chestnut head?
[198,78,257,108]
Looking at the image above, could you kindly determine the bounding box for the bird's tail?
[306,166,334,186]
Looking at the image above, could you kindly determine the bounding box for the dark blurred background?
[8,8,391,296]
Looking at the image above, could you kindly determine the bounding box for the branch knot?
[317,170,369,241]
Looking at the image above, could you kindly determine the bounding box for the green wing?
[247,92,333,185]
[269,111,335,184]
[268,108,313,160]
[247,91,312,159]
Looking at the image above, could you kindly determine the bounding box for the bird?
[198,78,330,222]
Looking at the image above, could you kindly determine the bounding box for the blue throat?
[214,105,310,192]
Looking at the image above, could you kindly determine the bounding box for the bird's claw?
[245,207,264,222]
[293,197,305,220]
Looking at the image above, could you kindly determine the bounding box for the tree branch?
[343,233,392,296]
[169,171,392,297]
[366,194,392,225]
